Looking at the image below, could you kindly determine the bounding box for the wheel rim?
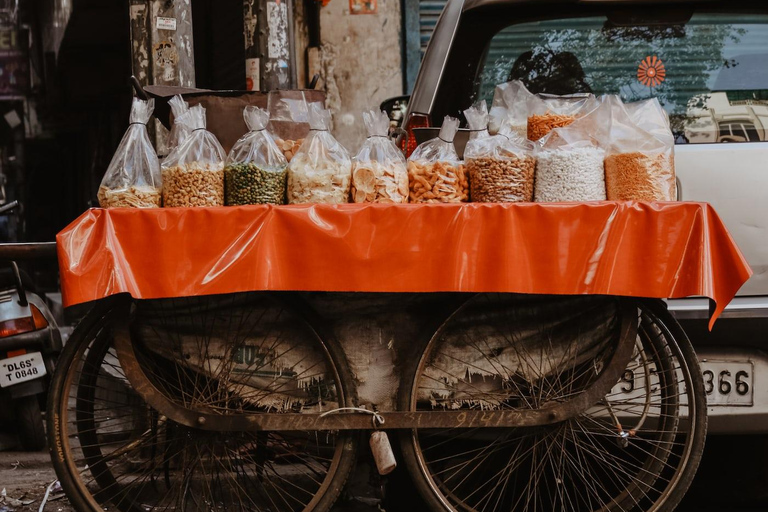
[57,294,352,512]
[406,295,701,512]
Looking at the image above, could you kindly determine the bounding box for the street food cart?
[48,200,751,512]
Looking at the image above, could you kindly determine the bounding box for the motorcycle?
[0,201,61,450]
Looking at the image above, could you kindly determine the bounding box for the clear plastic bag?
[625,98,675,146]
[407,116,468,203]
[98,98,162,208]
[268,91,317,162]
[287,103,352,204]
[534,103,607,202]
[464,101,535,203]
[526,92,597,141]
[604,96,676,201]
[489,80,534,138]
[351,110,408,203]
[167,94,190,154]
[224,106,288,205]
[161,104,226,207]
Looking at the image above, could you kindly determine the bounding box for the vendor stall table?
[49,202,751,512]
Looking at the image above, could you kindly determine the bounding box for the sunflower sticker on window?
[637,56,666,88]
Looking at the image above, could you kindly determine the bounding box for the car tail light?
[400,113,431,157]
[0,305,48,338]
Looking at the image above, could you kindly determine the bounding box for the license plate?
[0,352,47,388]
[610,359,753,407]
[700,360,753,406]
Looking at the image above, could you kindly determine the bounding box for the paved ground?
[0,429,764,512]
[0,442,74,512]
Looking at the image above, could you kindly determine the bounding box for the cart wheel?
[399,295,706,512]
[47,293,358,512]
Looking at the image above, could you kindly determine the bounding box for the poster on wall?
[350,0,377,15]
[0,28,29,96]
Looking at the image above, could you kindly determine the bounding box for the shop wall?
[315,0,404,151]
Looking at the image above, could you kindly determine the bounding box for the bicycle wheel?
[48,293,358,512]
[399,294,706,512]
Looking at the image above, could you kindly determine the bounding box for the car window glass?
[476,14,768,144]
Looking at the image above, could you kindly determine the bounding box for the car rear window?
[476,13,768,144]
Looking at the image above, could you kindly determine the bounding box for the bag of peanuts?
[534,103,608,202]
[351,110,408,203]
[267,91,316,163]
[604,95,676,201]
[97,98,162,208]
[489,80,534,139]
[526,92,597,141]
[407,116,468,203]
[224,106,288,205]
[167,95,191,155]
[287,103,352,204]
[161,104,226,207]
[464,101,535,203]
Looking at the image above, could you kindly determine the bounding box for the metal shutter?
[419,0,447,56]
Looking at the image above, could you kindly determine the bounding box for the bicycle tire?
[47,293,359,512]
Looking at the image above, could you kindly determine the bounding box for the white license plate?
[700,360,753,406]
[610,359,753,407]
[0,352,47,388]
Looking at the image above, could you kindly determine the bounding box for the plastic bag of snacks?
[161,105,226,207]
[464,101,535,203]
[625,98,675,146]
[534,103,607,202]
[287,103,352,204]
[267,91,315,162]
[351,110,408,203]
[489,80,534,138]
[224,106,288,205]
[167,94,190,154]
[98,98,162,208]
[407,116,468,203]
[526,92,597,141]
[604,96,676,201]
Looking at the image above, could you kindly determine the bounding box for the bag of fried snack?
[161,104,226,207]
[97,98,162,208]
[526,92,598,141]
[351,110,408,203]
[464,101,535,202]
[407,116,468,203]
[287,103,352,204]
[167,94,191,154]
[489,80,534,138]
[267,90,314,162]
[604,95,676,201]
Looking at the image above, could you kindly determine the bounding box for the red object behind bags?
[57,202,751,328]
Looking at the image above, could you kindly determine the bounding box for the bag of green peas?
[224,106,289,205]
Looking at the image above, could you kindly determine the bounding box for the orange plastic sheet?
[57,202,751,328]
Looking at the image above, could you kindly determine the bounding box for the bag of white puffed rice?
[603,95,676,202]
[534,102,608,202]
[489,80,534,139]
[351,109,408,203]
[161,104,226,207]
[526,92,598,141]
[287,103,352,204]
[167,94,191,155]
[407,116,468,203]
[464,101,535,203]
[98,98,162,209]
